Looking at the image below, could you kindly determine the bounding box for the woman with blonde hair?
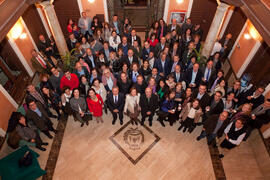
[102,68,117,92]
[124,87,141,125]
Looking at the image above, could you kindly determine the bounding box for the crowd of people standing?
[8,12,270,158]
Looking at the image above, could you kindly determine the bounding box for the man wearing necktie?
[107,86,125,125]
[202,60,215,87]
[30,49,52,74]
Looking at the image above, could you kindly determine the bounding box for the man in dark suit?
[153,52,171,77]
[117,72,132,95]
[107,86,125,125]
[171,65,185,83]
[134,75,147,94]
[170,55,184,74]
[182,42,196,69]
[128,29,141,47]
[26,99,57,139]
[38,34,56,66]
[66,33,78,51]
[142,41,154,60]
[155,37,167,58]
[122,49,139,68]
[192,84,211,112]
[30,49,52,74]
[220,33,233,59]
[26,84,56,118]
[84,48,97,69]
[206,91,224,117]
[185,63,202,89]
[196,111,229,145]
[109,14,122,35]
[118,36,131,56]
[99,41,115,59]
[147,68,161,84]
[180,18,193,35]
[238,86,265,110]
[140,87,159,126]
[167,19,181,35]
[201,60,216,87]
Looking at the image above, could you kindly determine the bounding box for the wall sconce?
[249,26,259,40]
[88,0,95,3]
[20,33,27,39]
[176,0,184,3]
[244,33,251,40]
[10,23,23,39]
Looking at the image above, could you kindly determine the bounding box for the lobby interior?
[0,0,270,179]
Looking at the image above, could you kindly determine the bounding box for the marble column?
[202,2,230,58]
[39,1,68,56]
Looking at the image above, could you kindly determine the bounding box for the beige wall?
[229,21,261,74]
[0,91,16,131]
[167,0,190,23]
[7,18,35,72]
[81,0,105,18]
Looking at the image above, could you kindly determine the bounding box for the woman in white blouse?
[61,86,72,115]
[178,99,202,133]
[109,30,121,51]
[81,37,90,50]
[124,87,141,125]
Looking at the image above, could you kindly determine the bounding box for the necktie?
[114,96,117,103]
[211,78,219,91]
[176,74,180,82]
[206,69,210,81]
[37,56,46,68]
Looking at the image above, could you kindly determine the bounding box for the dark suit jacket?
[122,55,139,68]
[84,54,97,69]
[209,96,224,115]
[157,25,167,39]
[66,39,78,51]
[153,58,171,77]
[128,35,141,47]
[203,114,228,137]
[192,89,211,111]
[201,67,216,84]
[26,88,47,108]
[117,79,132,95]
[171,72,186,83]
[238,89,265,109]
[167,24,181,35]
[142,47,154,60]
[26,102,53,131]
[100,47,115,58]
[38,39,53,57]
[139,94,159,115]
[74,66,90,80]
[154,43,167,57]
[185,69,202,88]
[182,50,196,68]
[107,92,125,111]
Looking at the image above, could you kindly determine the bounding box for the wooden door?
[244,41,270,86]
[0,38,30,104]
[54,0,81,38]
[222,7,247,44]
[189,0,218,40]
[22,4,48,44]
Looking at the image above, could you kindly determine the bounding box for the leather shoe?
[120,121,123,125]
[37,146,46,151]
[86,121,89,126]
[81,123,84,127]
[42,142,49,146]
[196,136,202,141]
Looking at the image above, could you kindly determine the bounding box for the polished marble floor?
[53,113,215,180]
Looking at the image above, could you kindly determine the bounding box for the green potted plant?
[61,48,78,72]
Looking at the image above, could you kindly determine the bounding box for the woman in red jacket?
[87,88,104,123]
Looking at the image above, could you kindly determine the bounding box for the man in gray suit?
[78,12,92,39]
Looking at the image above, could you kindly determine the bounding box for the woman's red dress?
[87,94,103,117]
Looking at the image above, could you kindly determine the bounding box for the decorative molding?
[36,6,52,37]
[0,85,18,108]
[163,0,170,22]
[103,0,109,22]
[228,20,248,58]
[77,0,83,15]
[20,17,38,51]
[218,6,234,39]
[7,37,34,77]
[237,40,261,78]
[186,0,194,18]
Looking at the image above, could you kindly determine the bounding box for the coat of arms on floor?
[109,120,161,164]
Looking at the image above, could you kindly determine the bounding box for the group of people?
[15,13,269,158]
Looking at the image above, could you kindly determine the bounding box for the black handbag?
[19,151,33,167]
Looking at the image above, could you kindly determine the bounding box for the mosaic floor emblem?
[109,120,161,164]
